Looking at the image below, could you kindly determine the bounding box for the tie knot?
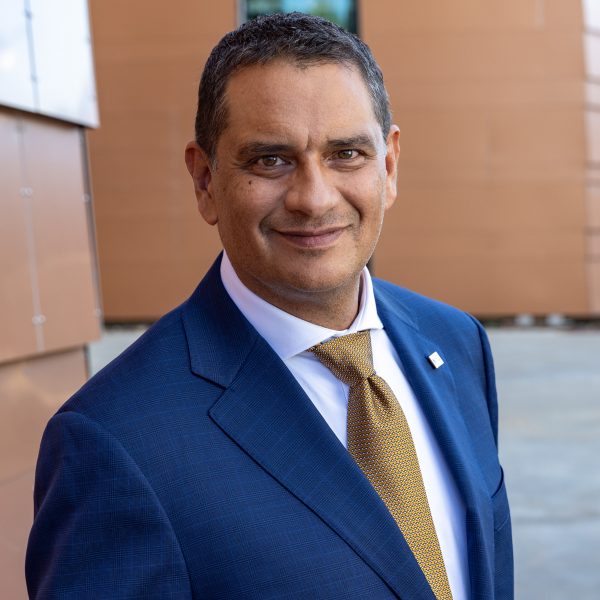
[309,330,375,387]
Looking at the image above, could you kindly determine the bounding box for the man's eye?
[336,149,359,160]
[258,156,284,167]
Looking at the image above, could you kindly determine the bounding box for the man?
[26,13,512,600]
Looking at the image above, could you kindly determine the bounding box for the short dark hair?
[195,12,391,161]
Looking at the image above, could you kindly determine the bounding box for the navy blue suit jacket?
[26,256,513,599]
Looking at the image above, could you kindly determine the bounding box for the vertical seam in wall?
[23,0,40,110]
[17,117,45,352]
[79,127,103,377]
[79,129,103,317]
[582,7,600,313]
[484,109,491,182]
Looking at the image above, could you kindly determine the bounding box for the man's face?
[186,60,400,319]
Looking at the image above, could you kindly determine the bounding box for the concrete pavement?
[489,329,600,599]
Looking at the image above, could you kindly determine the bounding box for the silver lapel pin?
[427,351,444,369]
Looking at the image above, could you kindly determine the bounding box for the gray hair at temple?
[195,12,392,161]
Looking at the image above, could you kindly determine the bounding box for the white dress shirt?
[220,252,469,600]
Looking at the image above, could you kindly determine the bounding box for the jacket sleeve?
[468,315,500,448]
[468,315,514,598]
[25,410,192,599]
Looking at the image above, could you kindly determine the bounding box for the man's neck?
[222,253,363,331]
[238,275,362,331]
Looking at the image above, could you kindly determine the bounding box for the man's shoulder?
[54,258,243,437]
[59,301,196,424]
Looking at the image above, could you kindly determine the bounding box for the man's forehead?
[223,60,376,126]
[223,59,370,109]
[226,57,359,87]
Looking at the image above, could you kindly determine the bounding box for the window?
[244,0,357,33]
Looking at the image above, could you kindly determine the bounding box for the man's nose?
[283,161,339,216]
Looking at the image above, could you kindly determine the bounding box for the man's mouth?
[274,227,347,248]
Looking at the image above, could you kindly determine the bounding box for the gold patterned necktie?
[309,330,453,600]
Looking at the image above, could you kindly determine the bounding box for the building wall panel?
[0,111,37,362]
[28,0,99,127]
[583,0,600,30]
[589,263,600,312]
[88,1,236,320]
[21,117,101,351]
[373,254,587,316]
[0,109,100,363]
[0,0,35,112]
[0,348,87,600]
[0,0,98,126]
[584,2,600,312]
[587,185,600,228]
[367,1,540,32]
[364,0,589,315]
[367,31,583,83]
[584,33,600,79]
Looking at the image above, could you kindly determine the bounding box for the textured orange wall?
[88,1,237,320]
[0,349,88,600]
[363,0,589,315]
[89,1,593,318]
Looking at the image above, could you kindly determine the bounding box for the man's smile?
[273,226,348,249]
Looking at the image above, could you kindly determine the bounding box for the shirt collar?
[220,251,383,360]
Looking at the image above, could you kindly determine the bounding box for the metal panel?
[584,32,600,80]
[588,262,600,313]
[0,110,38,362]
[0,348,87,600]
[29,0,99,126]
[0,347,87,481]
[583,0,600,30]
[0,0,35,111]
[20,116,101,351]
[586,110,600,164]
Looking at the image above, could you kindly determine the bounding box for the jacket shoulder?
[59,302,193,422]
[372,277,480,338]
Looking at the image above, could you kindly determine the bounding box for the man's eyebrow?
[236,142,293,161]
[235,135,378,162]
[326,134,377,151]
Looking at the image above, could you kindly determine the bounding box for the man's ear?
[384,125,401,210]
[184,141,218,225]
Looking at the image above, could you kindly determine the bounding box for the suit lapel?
[375,285,495,598]
[182,258,435,600]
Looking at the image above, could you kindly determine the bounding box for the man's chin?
[278,268,363,297]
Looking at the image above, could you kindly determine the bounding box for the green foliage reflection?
[246,0,356,33]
